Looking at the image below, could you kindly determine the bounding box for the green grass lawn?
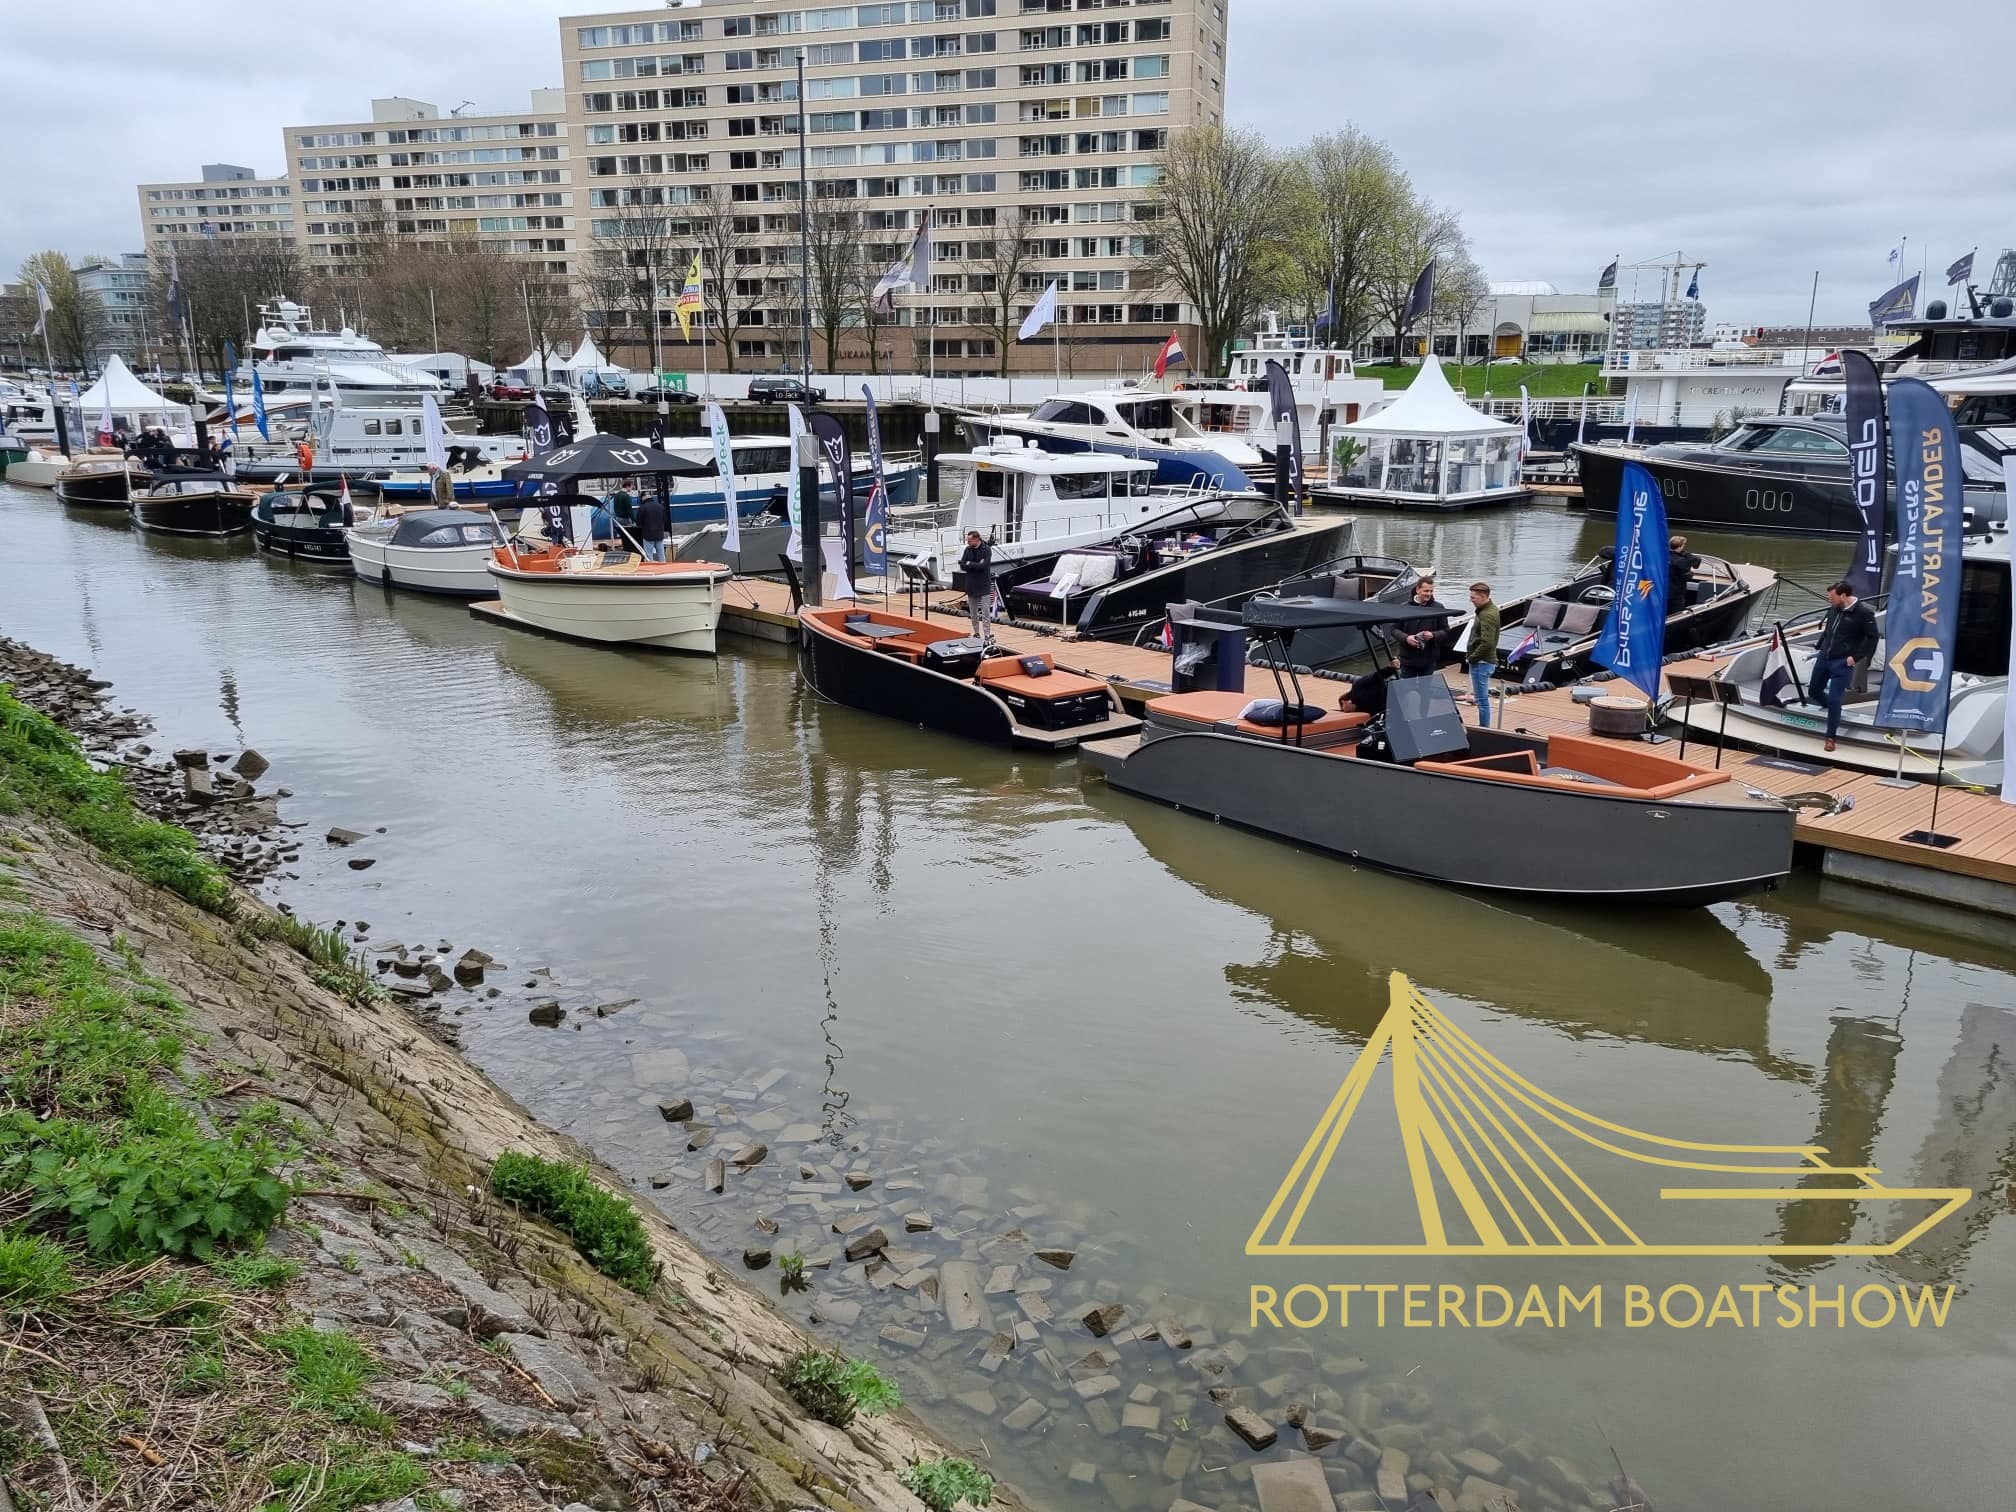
[1359,362,1605,398]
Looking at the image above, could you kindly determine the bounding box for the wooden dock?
[718,582,2016,919]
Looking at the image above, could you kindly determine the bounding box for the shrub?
[900,1456,996,1512]
[489,1151,658,1294]
[778,1348,901,1428]
[0,690,231,913]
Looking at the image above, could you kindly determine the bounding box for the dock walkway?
[714,580,2016,919]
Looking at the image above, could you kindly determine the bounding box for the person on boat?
[1464,581,1499,725]
[1668,535,1699,607]
[428,464,455,507]
[1396,578,1450,678]
[959,530,996,644]
[607,482,636,528]
[1807,580,1878,752]
[635,486,670,562]
[1336,665,1391,719]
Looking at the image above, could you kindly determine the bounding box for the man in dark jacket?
[959,530,995,642]
[1395,577,1450,678]
[635,486,670,561]
[1806,579,1879,750]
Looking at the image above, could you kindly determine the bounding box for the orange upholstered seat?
[1149,690,1369,741]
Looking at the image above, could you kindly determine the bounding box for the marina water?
[4,482,2012,1509]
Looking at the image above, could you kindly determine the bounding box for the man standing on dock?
[1464,582,1500,725]
[960,530,996,645]
[1808,580,1878,751]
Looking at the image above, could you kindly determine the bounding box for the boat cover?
[1241,596,1452,633]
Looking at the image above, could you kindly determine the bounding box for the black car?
[746,377,825,405]
[652,388,701,407]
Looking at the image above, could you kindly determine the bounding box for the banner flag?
[861,386,889,576]
[1875,378,1962,734]
[704,400,740,554]
[1591,460,1670,698]
[1842,349,1887,600]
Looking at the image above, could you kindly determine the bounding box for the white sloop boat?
[483,539,733,654]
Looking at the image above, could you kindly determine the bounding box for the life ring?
[295,442,316,470]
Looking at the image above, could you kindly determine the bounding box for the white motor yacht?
[248,298,444,407]
[957,390,1264,487]
[1170,314,1392,472]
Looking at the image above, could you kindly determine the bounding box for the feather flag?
[674,253,703,341]
[1591,460,1670,698]
[30,282,52,337]
[785,403,807,562]
[1759,627,1798,709]
[1402,259,1436,331]
[251,369,271,442]
[704,400,740,554]
[861,386,889,577]
[1597,258,1618,292]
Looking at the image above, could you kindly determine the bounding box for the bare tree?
[18,251,100,372]
[684,192,764,372]
[1372,199,1474,363]
[962,224,1042,378]
[439,238,520,369]
[583,176,684,371]
[1286,128,1412,349]
[1139,127,1289,376]
[804,183,869,373]
[150,236,305,375]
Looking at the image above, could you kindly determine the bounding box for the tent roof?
[1341,355,1517,437]
[557,333,605,372]
[74,355,185,413]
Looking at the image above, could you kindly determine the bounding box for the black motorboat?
[252,485,361,562]
[1000,512,1359,642]
[129,470,257,536]
[1576,415,2009,539]
[797,605,1140,750]
[1204,549,1773,686]
[52,458,147,508]
[1081,600,1795,906]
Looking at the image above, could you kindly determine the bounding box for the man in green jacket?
[1465,581,1501,726]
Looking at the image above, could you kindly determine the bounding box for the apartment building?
[74,253,154,367]
[559,0,1227,375]
[135,164,295,255]
[280,92,575,283]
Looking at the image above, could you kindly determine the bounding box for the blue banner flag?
[1945,251,1974,287]
[224,341,239,435]
[704,400,740,553]
[1876,378,1962,734]
[1591,460,1670,698]
[1869,274,1919,326]
[250,368,270,442]
[861,385,889,576]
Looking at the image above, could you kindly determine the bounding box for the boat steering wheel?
[1579,584,1616,605]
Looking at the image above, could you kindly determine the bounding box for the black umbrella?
[502,431,710,487]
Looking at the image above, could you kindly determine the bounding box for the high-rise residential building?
[136,164,295,255]
[74,253,154,367]
[558,0,1227,376]
[1612,299,1707,351]
[281,91,575,285]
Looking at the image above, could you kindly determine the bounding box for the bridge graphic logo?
[1246,974,1969,1259]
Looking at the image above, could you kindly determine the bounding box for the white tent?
[508,341,570,385]
[68,355,193,440]
[1332,356,1525,505]
[556,333,605,376]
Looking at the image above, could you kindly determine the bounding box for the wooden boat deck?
[718,579,2016,913]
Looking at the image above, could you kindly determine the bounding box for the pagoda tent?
[69,355,194,443]
[1331,355,1527,507]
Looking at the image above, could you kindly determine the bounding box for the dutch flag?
[1509,631,1539,663]
[1759,628,1798,709]
[1153,331,1187,380]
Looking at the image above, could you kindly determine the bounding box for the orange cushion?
[987,671,1108,701]
[977,652,1054,682]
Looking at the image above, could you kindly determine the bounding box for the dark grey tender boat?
[1082,600,1795,906]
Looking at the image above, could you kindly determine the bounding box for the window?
[1133,54,1169,79]
[722,16,751,36]
[725,50,753,70]
[1131,93,1168,115]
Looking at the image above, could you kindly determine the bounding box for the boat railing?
[1601,347,1812,375]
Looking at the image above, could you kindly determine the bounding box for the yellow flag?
[674,253,704,342]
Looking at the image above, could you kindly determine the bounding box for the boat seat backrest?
[1329,575,1365,602]
[1557,603,1605,637]
[1520,599,1565,631]
[977,652,1052,681]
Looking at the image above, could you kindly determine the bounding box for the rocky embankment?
[0,640,1022,1512]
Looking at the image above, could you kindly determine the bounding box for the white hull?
[4,457,68,488]
[486,565,728,653]
[888,494,1247,579]
[346,534,495,597]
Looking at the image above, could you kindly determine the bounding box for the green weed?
[900,1456,996,1512]
[489,1151,658,1294]
[267,1446,425,1511]
[0,1232,75,1317]
[267,1324,375,1418]
[211,1251,301,1291]
[778,1348,901,1428]
[178,1339,228,1392]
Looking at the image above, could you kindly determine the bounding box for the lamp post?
[796,48,813,389]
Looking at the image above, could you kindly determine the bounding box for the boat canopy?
[1242,596,1452,634]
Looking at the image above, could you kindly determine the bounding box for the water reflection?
[1889,1003,2016,1289]
[1096,790,1800,1078]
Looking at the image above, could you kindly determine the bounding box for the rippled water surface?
[5,484,2013,1510]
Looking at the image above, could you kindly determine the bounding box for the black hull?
[253,521,352,561]
[237,461,392,488]
[54,472,140,507]
[1507,582,1767,687]
[1575,443,1859,537]
[1085,731,1793,905]
[132,497,255,537]
[1058,520,1358,641]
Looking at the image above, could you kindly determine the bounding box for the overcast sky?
[4,0,2007,325]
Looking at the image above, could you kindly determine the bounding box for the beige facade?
[559,0,1226,375]
[279,92,575,282]
[136,164,294,252]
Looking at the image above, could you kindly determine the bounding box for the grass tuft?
[489,1151,658,1294]
[268,1323,376,1418]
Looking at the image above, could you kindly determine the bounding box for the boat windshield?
[1715,424,1845,456]
[1030,399,1099,425]
[1116,398,1174,431]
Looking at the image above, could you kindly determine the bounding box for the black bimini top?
[1242,596,1452,634]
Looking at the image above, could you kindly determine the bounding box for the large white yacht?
[248,299,444,406]
[1170,313,1392,471]
[955,392,1265,487]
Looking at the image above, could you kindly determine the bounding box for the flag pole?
[1801,271,1818,375]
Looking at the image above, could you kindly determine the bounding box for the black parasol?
[502,432,711,487]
